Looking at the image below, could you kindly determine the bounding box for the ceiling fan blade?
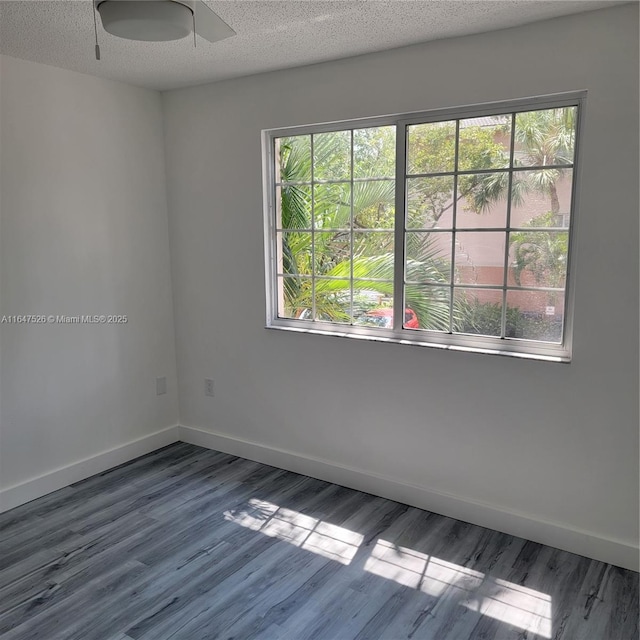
[194,1,236,43]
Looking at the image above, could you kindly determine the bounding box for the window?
[263,94,583,361]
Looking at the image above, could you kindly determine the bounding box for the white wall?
[163,5,639,568]
[0,56,179,500]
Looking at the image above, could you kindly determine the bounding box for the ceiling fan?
[93,0,235,58]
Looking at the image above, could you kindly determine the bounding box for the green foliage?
[353,180,395,229]
[511,107,576,215]
[456,299,516,336]
[313,131,351,180]
[458,300,562,342]
[353,126,396,178]
[510,212,568,288]
[514,107,576,167]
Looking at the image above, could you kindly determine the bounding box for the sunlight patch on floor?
[224,498,363,564]
[364,539,552,637]
[226,501,552,636]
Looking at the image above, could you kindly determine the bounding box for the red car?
[362,307,420,329]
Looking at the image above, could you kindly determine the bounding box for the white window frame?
[262,92,585,362]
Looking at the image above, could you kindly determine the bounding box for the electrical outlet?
[205,378,214,397]
[156,376,167,395]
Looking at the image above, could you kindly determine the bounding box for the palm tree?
[512,107,576,215]
[508,108,575,298]
[443,107,576,217]
[460,107,576,338]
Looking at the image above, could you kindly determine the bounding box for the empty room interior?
[0,1,638,638]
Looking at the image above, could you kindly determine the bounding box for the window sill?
[265,323,571,363]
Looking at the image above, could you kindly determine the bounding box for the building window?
[263,94,583,361]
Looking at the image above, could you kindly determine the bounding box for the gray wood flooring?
[0,443,637,639]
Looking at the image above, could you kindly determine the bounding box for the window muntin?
[265,96,582,361]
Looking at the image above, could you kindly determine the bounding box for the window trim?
[262,92,586,362]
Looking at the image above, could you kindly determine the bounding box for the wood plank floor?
[0,443,637,640]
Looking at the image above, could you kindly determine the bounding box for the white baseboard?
[179,424,639,572]
[0,426,180,513]
[3,423,635,572]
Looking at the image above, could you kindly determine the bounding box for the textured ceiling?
[0,0,629,91]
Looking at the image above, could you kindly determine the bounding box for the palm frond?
[353,180,395,225]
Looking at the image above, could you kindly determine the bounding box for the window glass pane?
[407,176,454,229]
[508,231,568,289]
[456,172,508,228]
[314,183,351,230]
[353,180,395,229]
[407,121,456,175]
[505,290,564,343]
[353,232,394,270]
[454,288,504,337]
[353,126,396,179]
[458,116,511,171]
[514,107,577,167]
[454,232,505,286]
[314,279,351,323]
[276,135,311,183]
[406,232,451,284]
[313,131,351,181]
[277,232,312,276]
[277,185,311,229]
[277,275,311,319]
[314,232,350,276]
[353,287,394,328]
[404,285,451,331]
[510,170,573,228]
